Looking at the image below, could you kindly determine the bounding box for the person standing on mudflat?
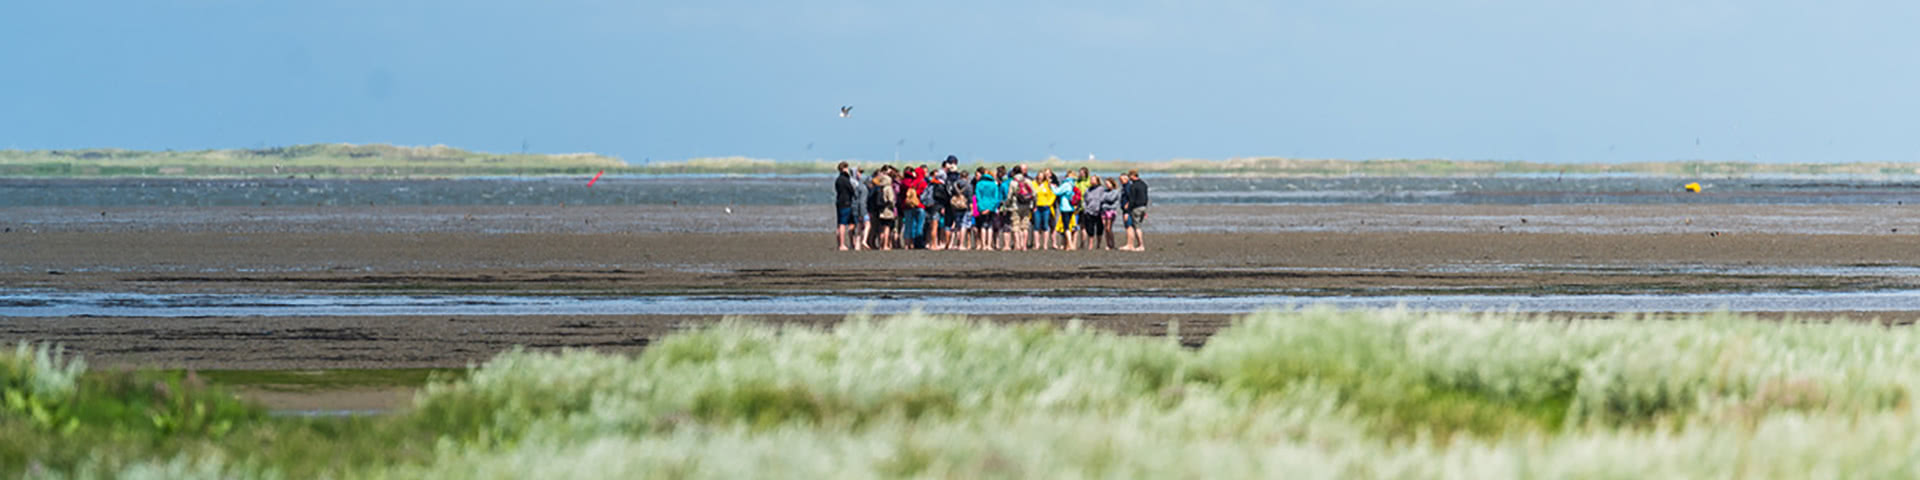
[850,167,870,250]
[870,170,898,250]
[899,167,927,250]
[1082,175,1108,249]
[974,168,1003,251]
[834,162,858,250]
[1099,177,1122,250]
[934,156,967,250]
[1121,170,1150,252]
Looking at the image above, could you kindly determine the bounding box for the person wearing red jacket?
[898,167,929,249]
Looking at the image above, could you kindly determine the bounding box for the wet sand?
[6,204,1920,371]
[6,229,1920,296]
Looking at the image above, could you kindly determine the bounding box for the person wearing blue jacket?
[973,169,1003,250]
[1052,171,1078,250]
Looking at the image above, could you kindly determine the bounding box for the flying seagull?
[839,106,852,118]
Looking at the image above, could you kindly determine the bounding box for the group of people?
[834,156,1151,252]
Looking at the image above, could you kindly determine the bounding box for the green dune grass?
[9,309,1920,478]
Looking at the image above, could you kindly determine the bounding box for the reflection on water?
[7,175,1920,207]
[5,290,1920,317]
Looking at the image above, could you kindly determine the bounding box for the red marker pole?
[587,170,604,187]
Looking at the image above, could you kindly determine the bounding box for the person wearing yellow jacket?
[1031,169,1058,250]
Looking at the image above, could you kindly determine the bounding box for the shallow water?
[8,175,1920,207]
[6,290,1920,317]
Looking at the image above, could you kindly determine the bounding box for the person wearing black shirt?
[931,156,967,250]
[1121,170,1150,251]
[834,162,858,250]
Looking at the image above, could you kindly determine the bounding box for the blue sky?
[3,1,1917,164]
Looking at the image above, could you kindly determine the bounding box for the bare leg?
[1104,219,1118,250]
[856,222,870,251]
[926,216,935,249]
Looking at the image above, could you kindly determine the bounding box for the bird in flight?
[839,106,852,118]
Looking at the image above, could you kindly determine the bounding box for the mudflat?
[6,204,1920,370]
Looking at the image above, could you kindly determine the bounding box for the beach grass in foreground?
[7,308,1920,478]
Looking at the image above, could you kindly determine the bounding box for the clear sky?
[4,1,1917,164]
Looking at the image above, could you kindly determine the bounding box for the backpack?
[1014,180,1035,202]
[919,185,937,209]
[946,181,967,209]
[904,187,923,209]
[1070,184,1083,209]
[875,185,898,219]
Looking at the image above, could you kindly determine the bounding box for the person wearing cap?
[933,156,967,250]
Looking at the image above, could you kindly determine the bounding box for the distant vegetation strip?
[8,144,1920,178]
[649,156,1920,177]
[0,144,624,178]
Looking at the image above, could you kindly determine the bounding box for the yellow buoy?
[1684,182,1701,193]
